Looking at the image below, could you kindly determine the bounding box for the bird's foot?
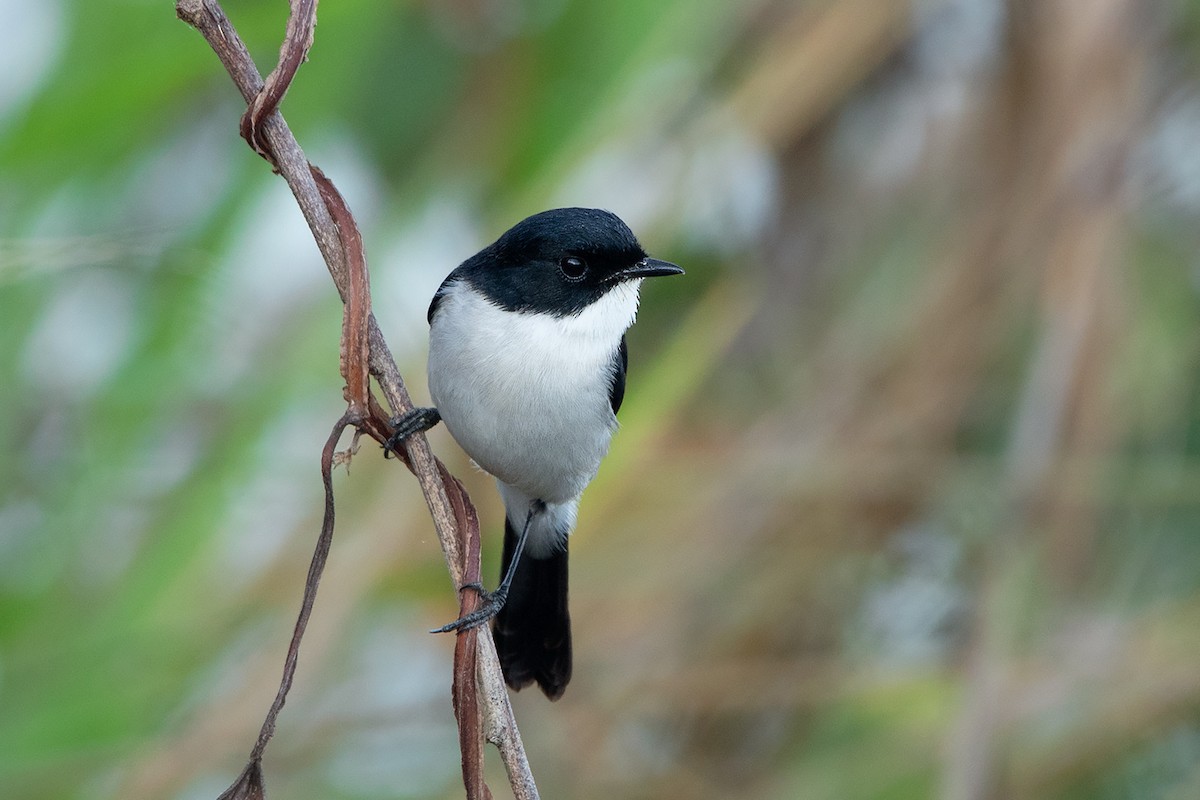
[430,583,508,633]
[384,407,441,457]
[431,506,534,633]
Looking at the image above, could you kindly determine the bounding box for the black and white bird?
[388,207,683,699]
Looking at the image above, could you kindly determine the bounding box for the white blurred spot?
[374,195,481,361]
[21,268,138,397]
[215,400,333,587]
[678,112,778,255]
[557,60,777,253]
[0,0,63,126]
[831,0,1004,192]
[913,0,1005,78]
[314,614,458,794]
[197,182,330,392]
[1139,92,1200,216]
[123,113,239,232]
[126,423,206,496]
[557,139,685,235]
[198,134,388,393]
[854,522,966,668]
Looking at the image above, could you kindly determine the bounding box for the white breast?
[428,280,641,505]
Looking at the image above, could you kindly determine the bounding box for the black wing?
[427,272,460,324]
[608,336,628,415]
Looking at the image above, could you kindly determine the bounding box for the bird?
[386,207,683,699]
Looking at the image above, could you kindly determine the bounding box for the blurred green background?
[4,0,1200,798]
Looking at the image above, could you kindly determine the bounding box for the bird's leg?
[431,506,536,634]
[384,407,441,457]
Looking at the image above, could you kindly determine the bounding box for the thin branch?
[312,167,370,414]
[239,0,317,165]
[450,479,486,799]
[216,410,355,800]
[175,0,536,796]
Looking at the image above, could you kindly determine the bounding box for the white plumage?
[428,277,643,556]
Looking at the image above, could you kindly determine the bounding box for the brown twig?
[215,409,355,800]
[448,473,487,800]
[239,0,317,166]
[174,0,535,797]
[312,166,370,414]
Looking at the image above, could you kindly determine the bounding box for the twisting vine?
[174,1,538,797]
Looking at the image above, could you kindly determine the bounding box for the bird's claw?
[383,407,441,457]
[430,584,507,633]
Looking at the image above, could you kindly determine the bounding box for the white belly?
[428,280,639,505]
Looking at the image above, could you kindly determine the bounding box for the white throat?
[427,279,642,506]
[549,278,643,342]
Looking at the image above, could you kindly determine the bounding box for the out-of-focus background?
[3,0,1200,798]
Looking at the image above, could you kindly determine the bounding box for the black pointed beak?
[616,257,685,281]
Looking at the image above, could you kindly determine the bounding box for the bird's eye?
[559,256,588,281]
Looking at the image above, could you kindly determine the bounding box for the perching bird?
[388,207,683,699]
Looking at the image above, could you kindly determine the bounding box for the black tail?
[493,516,572,700]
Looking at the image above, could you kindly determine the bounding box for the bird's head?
[464,208,683,317]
